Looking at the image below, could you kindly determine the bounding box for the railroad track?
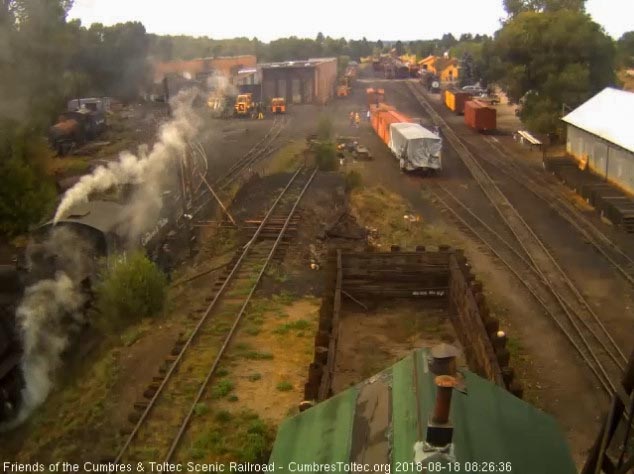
[406,82,626,397]
[114,165,317,464]
[431,183,623,396]
[478,134,634,288]
[192,116,289,218]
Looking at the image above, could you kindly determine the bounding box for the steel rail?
[114,165,306,463]
[406,82,624,392]
[482,134,634,291]
[432,184,616,395]
[164,167,318,461]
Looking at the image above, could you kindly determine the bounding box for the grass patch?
[245,327,261,336]
[267,140,305,174]
[212,379,234,399]
[276,381,293,392]
[216,368,230,377]
[119,324,148,346]
[265,265,288,283]
[243,351,274,360]
[272,291,296,306]
[273,319,310,335]
[48,156,91,176]
[345,170,363,192]
[189,410,274,462]
[216,410,233,423]
[350,185,455,249]
[506,336,525,359]
[247,373,262,382]
[194,403,209,416]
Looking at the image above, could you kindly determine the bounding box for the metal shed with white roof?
[562,87,634,193]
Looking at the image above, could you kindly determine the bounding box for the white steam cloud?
[54,89,202,242]
[3,89,204,428]
[2,273,85,429]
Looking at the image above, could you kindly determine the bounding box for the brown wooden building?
[260,58,337,105]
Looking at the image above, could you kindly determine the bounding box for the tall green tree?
[394,40,405,56]
[503,0,586,17]
[0,0,69,235]
[617,31,634,68]
[490,10,615,133]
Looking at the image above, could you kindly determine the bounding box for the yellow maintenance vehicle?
[271,97,286,114]
[234,93,254,116]
[336,77,351,98]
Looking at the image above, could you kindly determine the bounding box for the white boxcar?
[388,122,442,172]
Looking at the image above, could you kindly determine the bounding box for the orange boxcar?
[371,103,395,134]
[464,100,497,132]
[377,110,413,144]
[367,87,386,106]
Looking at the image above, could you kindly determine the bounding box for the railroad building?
[259,58,337,105]
[271,348,576,472]
[153,55,257,83]
[563,88,634,194]
[418,55,459,82]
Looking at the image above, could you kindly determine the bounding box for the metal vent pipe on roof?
[432,375,457,425]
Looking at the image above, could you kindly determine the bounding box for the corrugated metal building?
[260,58,337,105]
[563,88,634,194]
[270,348,576,472]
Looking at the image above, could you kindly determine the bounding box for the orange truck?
[271,97,286,113]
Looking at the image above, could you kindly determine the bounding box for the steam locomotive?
[49,99,107,156]
[0,187,184,424]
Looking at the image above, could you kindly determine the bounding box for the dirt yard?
[333,302,459,392]
[5,68,630,468]
[335,69,634,466]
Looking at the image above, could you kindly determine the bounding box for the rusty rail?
[407,82,624,397]
[114,165,316,464]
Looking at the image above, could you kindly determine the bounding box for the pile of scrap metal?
[49,98,108,156]
[323,211,368,240]
[335,136,372,161]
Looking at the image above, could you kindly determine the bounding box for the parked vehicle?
[271,97,286,113]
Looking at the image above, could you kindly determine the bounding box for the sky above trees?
[69,0,632,42]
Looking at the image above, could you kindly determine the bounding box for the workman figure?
[257,102,264,120]
[354,112,360,127]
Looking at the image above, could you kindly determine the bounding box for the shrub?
[95,251,167,329]
[315,141,338,171]
[276,381,293,392]
[345,170,363,192]
[317,115,333,141]
[212,379,234,399]
[0,156,56,237]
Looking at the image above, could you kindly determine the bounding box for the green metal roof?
[270,349,576,474]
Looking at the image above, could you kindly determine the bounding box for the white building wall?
[567,125,634,194]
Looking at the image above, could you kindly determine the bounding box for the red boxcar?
[464,100,497,132]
